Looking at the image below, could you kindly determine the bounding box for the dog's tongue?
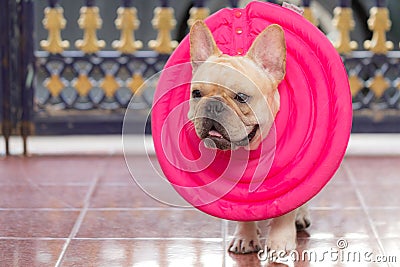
[208,130,223,138]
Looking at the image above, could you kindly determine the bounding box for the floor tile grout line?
[0,207,194,211]
[0,237,68,240]
[6,206,398,212]
[54,174,100,267]
[222,220,228,267]
[342,161,389,266]
[67,236,377,241]
[0,207,376,211]
[10,181,400,186]
[0,183,93,186]
[1,236,381,241]
[0,208,82,211]
[71,237,224,241]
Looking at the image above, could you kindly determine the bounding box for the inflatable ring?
[151,1,352,221]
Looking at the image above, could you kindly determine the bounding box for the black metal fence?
[1,0,400,155]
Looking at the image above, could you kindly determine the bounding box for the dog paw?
[229,235,262,254]
[228,222,262,254]
[263,235,296,264]
[295,206,311,231]
[266,235,296,253]
[266,216,297,253]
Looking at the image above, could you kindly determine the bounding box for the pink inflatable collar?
[151,1,352,221]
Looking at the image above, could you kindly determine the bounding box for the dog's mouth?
[200,121,259,150]
[233,124,259,147]
[244,124,259,142]
[201,122,230,148]
[208,127,224,139]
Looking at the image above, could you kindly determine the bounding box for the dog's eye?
[234,93,250,103]
[192,89,202,98]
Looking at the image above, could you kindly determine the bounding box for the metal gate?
[1,0,400,155]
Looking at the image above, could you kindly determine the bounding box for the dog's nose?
[206,100,225,115]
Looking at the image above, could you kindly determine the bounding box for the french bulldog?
[188,21,311,254]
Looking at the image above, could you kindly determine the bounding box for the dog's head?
[188,21,286,150]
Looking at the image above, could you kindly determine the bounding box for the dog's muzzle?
[195,117,259,150]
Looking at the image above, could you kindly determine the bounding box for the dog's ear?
[246,24,286,83]
[190,21,221,71]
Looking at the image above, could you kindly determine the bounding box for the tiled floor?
[0,154,399,267]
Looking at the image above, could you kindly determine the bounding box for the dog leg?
[295,204,311,231]
[228,221,262,254]
[266,210,297,253]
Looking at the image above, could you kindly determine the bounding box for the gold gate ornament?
[40,6,70,54]
[148,7,178,54]
[332,7,358,54]
[112,7,143,54]
[363,7,394,54]
[75,6,106,54]
[187,7,210,28]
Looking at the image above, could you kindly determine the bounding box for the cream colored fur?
[189,21,311,255]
